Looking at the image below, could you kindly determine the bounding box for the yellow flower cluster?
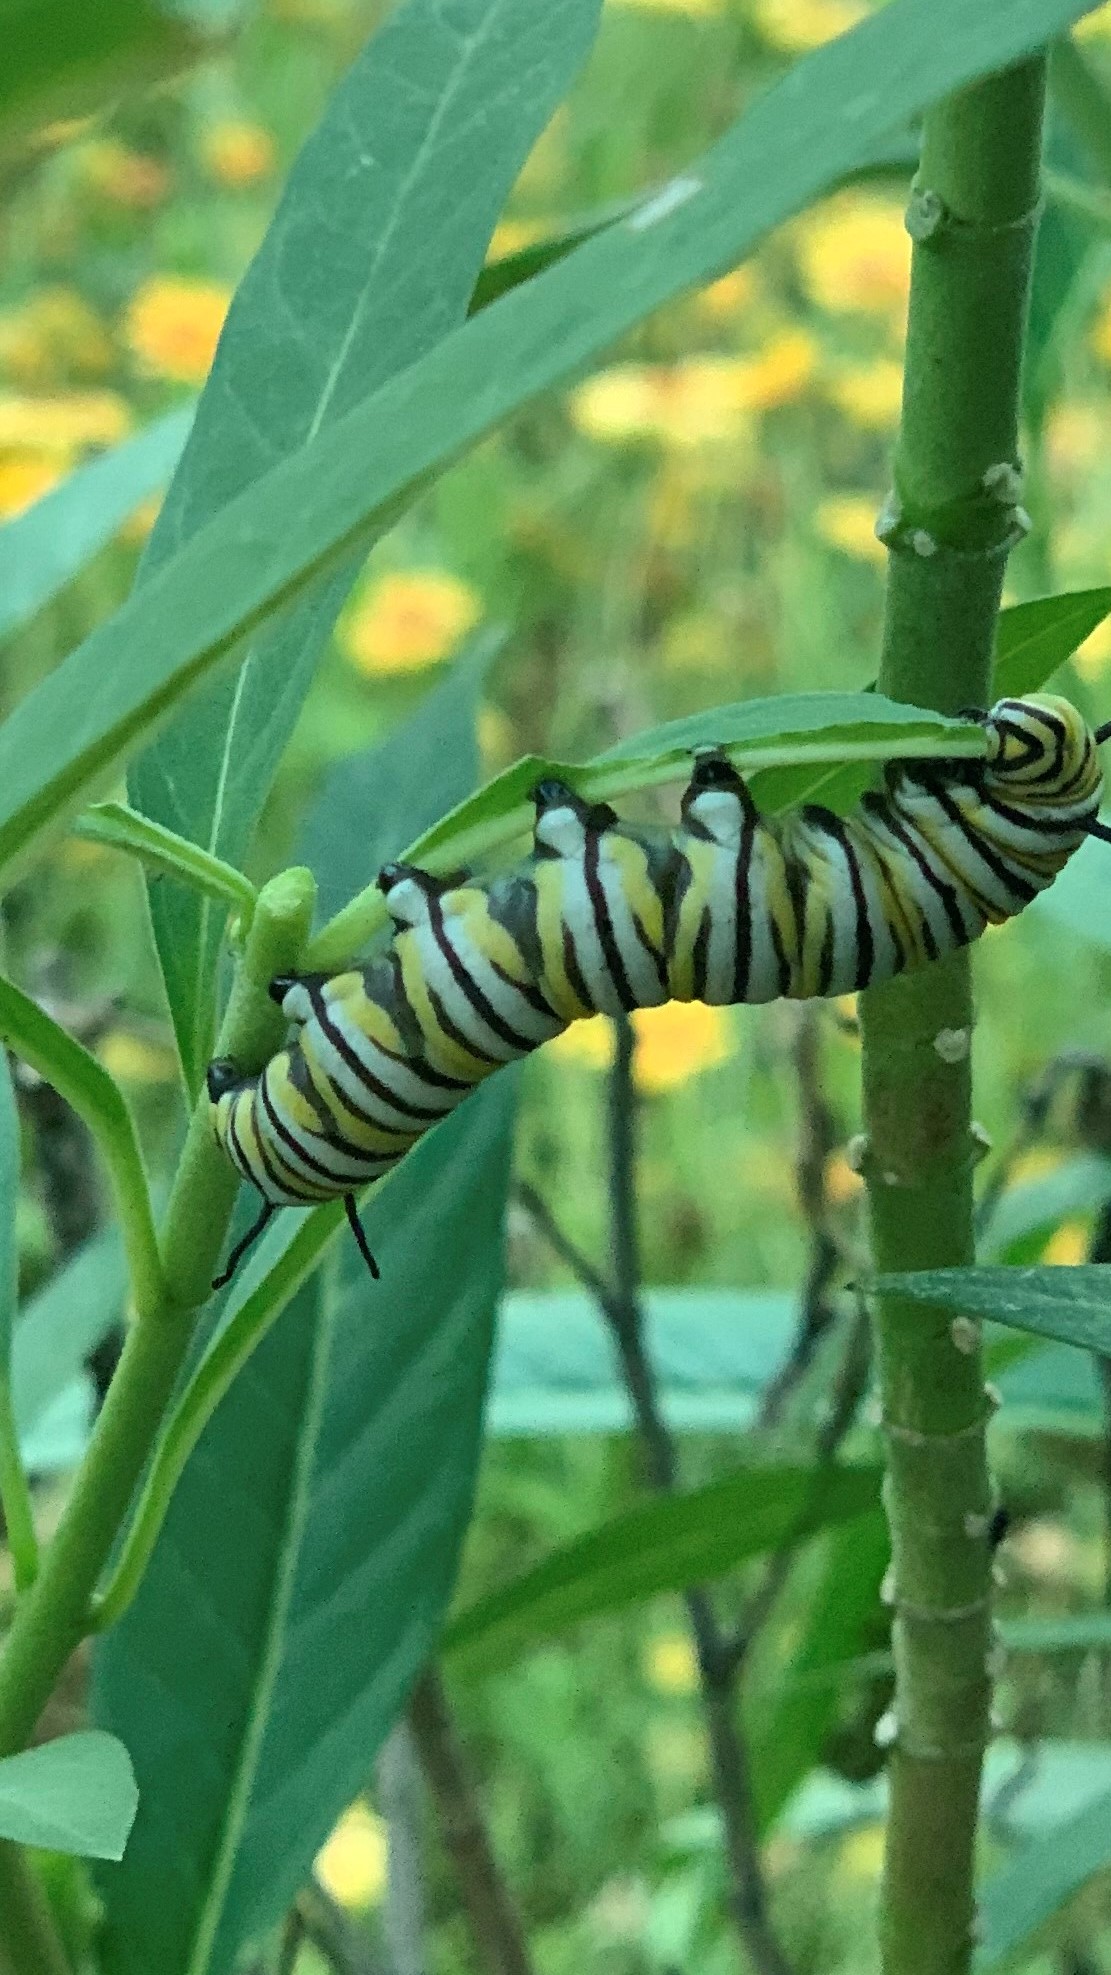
[570,332,816,448]
[814,493,885,566]
[125,277,231,386]
[0,383,131,515]
[824,358,903,431]
[550,1001,733,1092]
[79,139,171,210]
[342,571,482,676]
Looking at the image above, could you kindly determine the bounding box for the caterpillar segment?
[208,693,1108,1287]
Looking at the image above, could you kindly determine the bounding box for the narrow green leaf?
[749,1511,890,1831]
[443,1464,880,1668]
[1000,1612,1111,1654]
[0,0,1094,891]
[993,587,1111,696]
[0,1732,136,1859]
[0,407,193,645]
[0,1048,35,1586]
[71,802,257,920]
[11,1229,126,1442]
[128,0,603,1095]
[880,1264,1111,1353]
[977,1785,1111,1967]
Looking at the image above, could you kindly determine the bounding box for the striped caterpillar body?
[207,693,1107,1285]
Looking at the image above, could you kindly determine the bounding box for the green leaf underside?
[127,0,604,1095]
[0,0,1095,889]
[11,1229,127,1439]
[977,1783,1111,1966]
[979,1153,1111,1263]
[879,1266,1111,1355]
[0,1731,137,1859]
[443,1463,880,1667]
[0,405,194,645]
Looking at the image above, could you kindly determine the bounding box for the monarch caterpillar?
[207,693,1110,1287]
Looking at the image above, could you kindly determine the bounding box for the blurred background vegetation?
[8,0,1111,1969]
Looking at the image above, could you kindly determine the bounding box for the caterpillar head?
[206,1057,243,1103]
[985,694,1101,802]
[530,779,618,858]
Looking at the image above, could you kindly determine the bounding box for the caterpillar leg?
[343,1193,380,1279]
[212,1197,276,1290]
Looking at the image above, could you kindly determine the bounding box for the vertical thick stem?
[0,1842,71,1975]
[861,60,1047,1975]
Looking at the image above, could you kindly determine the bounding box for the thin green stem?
[860,58,1047,1975]
[71,802,258,923]
[0,1378,37,1592]
[0,868,316,1780]
[0,976,166,1323]
[0,1843,70,1975]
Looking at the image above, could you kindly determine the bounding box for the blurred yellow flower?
[1045,399,1108,478]
[1042,1221,1089,1266]
[825,1148,864,1206]
[97,1031,179,1084]
[826,358,903,431]
[661,610,727,670]
[477,703,514,772]
[315,1802,387,1911]
[80,138,171,209]
[751,0,866,49]
[343,571,481,675]
[487,217,544,259]
[549,1002,733,1091]
[118,495,163,547]
[571,336,813,449]
[1074,614,1111,681]
[1076,2,1111,37]
[838,1823,886,1882]
[814,494,885,565]
[201,120,276,189]
[696,265,758,320]
[0,288,113,388]
[795,193,910,321]
[645,1632,699,1694]
[1090,288,1111,366]
[0,454,61,518]
[0,392,130,453]
[125,278,231,386]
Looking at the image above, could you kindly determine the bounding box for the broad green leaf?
[489,1287,796,1435]
[880,1264,1111,1354]
[443,1463,879,1669]
[978,1785,1111,1967]
[0,407,193,646]
[993,587,1111,698]
[980,1154,1111,1263]
[128,0,603,1097]
[748,1511,890,1831]
[0,0,198,151]
[1001,1612,1111,1654]
[0,1732,136,1860]
[95,650,514,1975]
[0,0,1095,889]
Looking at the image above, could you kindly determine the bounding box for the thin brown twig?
[407,1667,535,1975]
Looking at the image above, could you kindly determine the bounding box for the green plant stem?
[860,60,1047,1975]
[71,801,258,922]
[0,1842,71,1975]
[0,1377,37,1592]
[0,868,315,1810]
[0,976,166,1323]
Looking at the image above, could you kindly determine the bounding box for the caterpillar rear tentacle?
[206,693,1106,1288]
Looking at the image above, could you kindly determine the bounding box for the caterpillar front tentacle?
[208,693,1106,1288]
